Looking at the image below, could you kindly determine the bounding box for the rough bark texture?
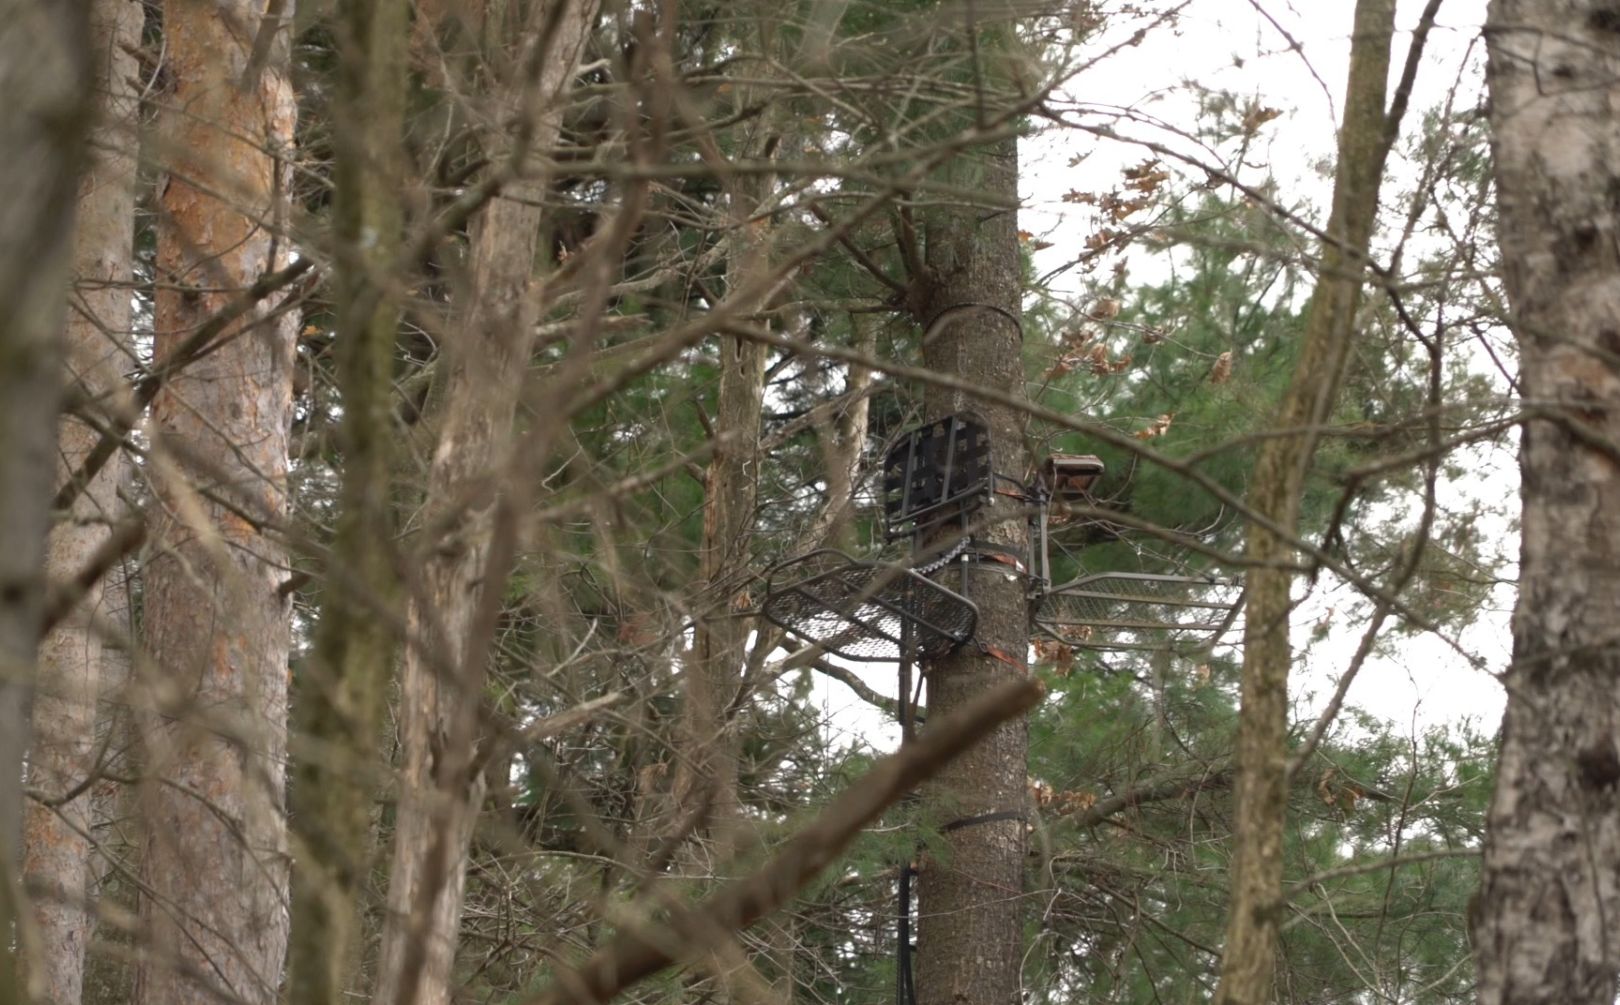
[284,0,408,1001]
[135,1,298,1002]
[912,131,1031,1005]
[21,3,141,1002]
[0,5,93,1003]
[1472,4,1620,1003]
[373,5,598,1003]
[1213,2,1395,1002]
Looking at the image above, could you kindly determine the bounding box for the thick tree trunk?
[135,1,298,1002]
[0,4,93,1003]
[284,0,408,1001]
[912,132,1031,1005]
[1471,4,1620,1003]
[1213,2,1396,1002]
[373,5,598,1003]
[21,3,141,1002]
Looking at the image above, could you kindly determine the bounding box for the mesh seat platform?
[762,549,978,662]
[1034,572,1239,650]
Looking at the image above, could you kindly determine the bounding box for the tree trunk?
[0,4,93,1002]
[284,0,408,1001]
[1471,4,1620,1003]
[21,2,141,1001]
[373,5,598,1003]
[911,134,1031,1005]
[806,315,874,553]
[680,28,785,876]
[1213,2,1397,1002]
[135,1,298,1002]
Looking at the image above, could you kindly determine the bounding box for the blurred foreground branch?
[527,675,1045,1005]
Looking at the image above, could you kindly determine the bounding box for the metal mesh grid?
[762,550,977,662]
[1034,572,1239,650]
[882,413,993,539]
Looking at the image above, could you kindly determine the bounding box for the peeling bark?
[135,1,299,1002]
[1472,4,1620,1003]
[21,3,142,1002]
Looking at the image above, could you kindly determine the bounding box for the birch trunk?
[135,1,298,1002]
[0,4,93,1002]
[21,3,141,1001]
[1471,4,1620,1002]
[373,5,598,1002]
[1214,2,1396,1001]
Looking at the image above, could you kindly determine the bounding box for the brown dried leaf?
[1057,789,1098,813]
[1241,103,1282,135]
[1134,412,1174,440]
[1088,298,1121,320]
[1034,638,1077,674]
[1316,767,1338,806]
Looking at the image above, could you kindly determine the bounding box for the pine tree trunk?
[681,41,783,876]
[0,4,93,1002]
[284,0,408,1001]
[1471,4,1620,1002]
[21,2,141,1001]
[135,1,299,1001]
[912,130,1031,1005]
[1213,2,1396,1001]
[373,6,598,1002]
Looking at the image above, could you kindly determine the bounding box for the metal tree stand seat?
[1033,571,1240,651]
[761,549,978,663]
